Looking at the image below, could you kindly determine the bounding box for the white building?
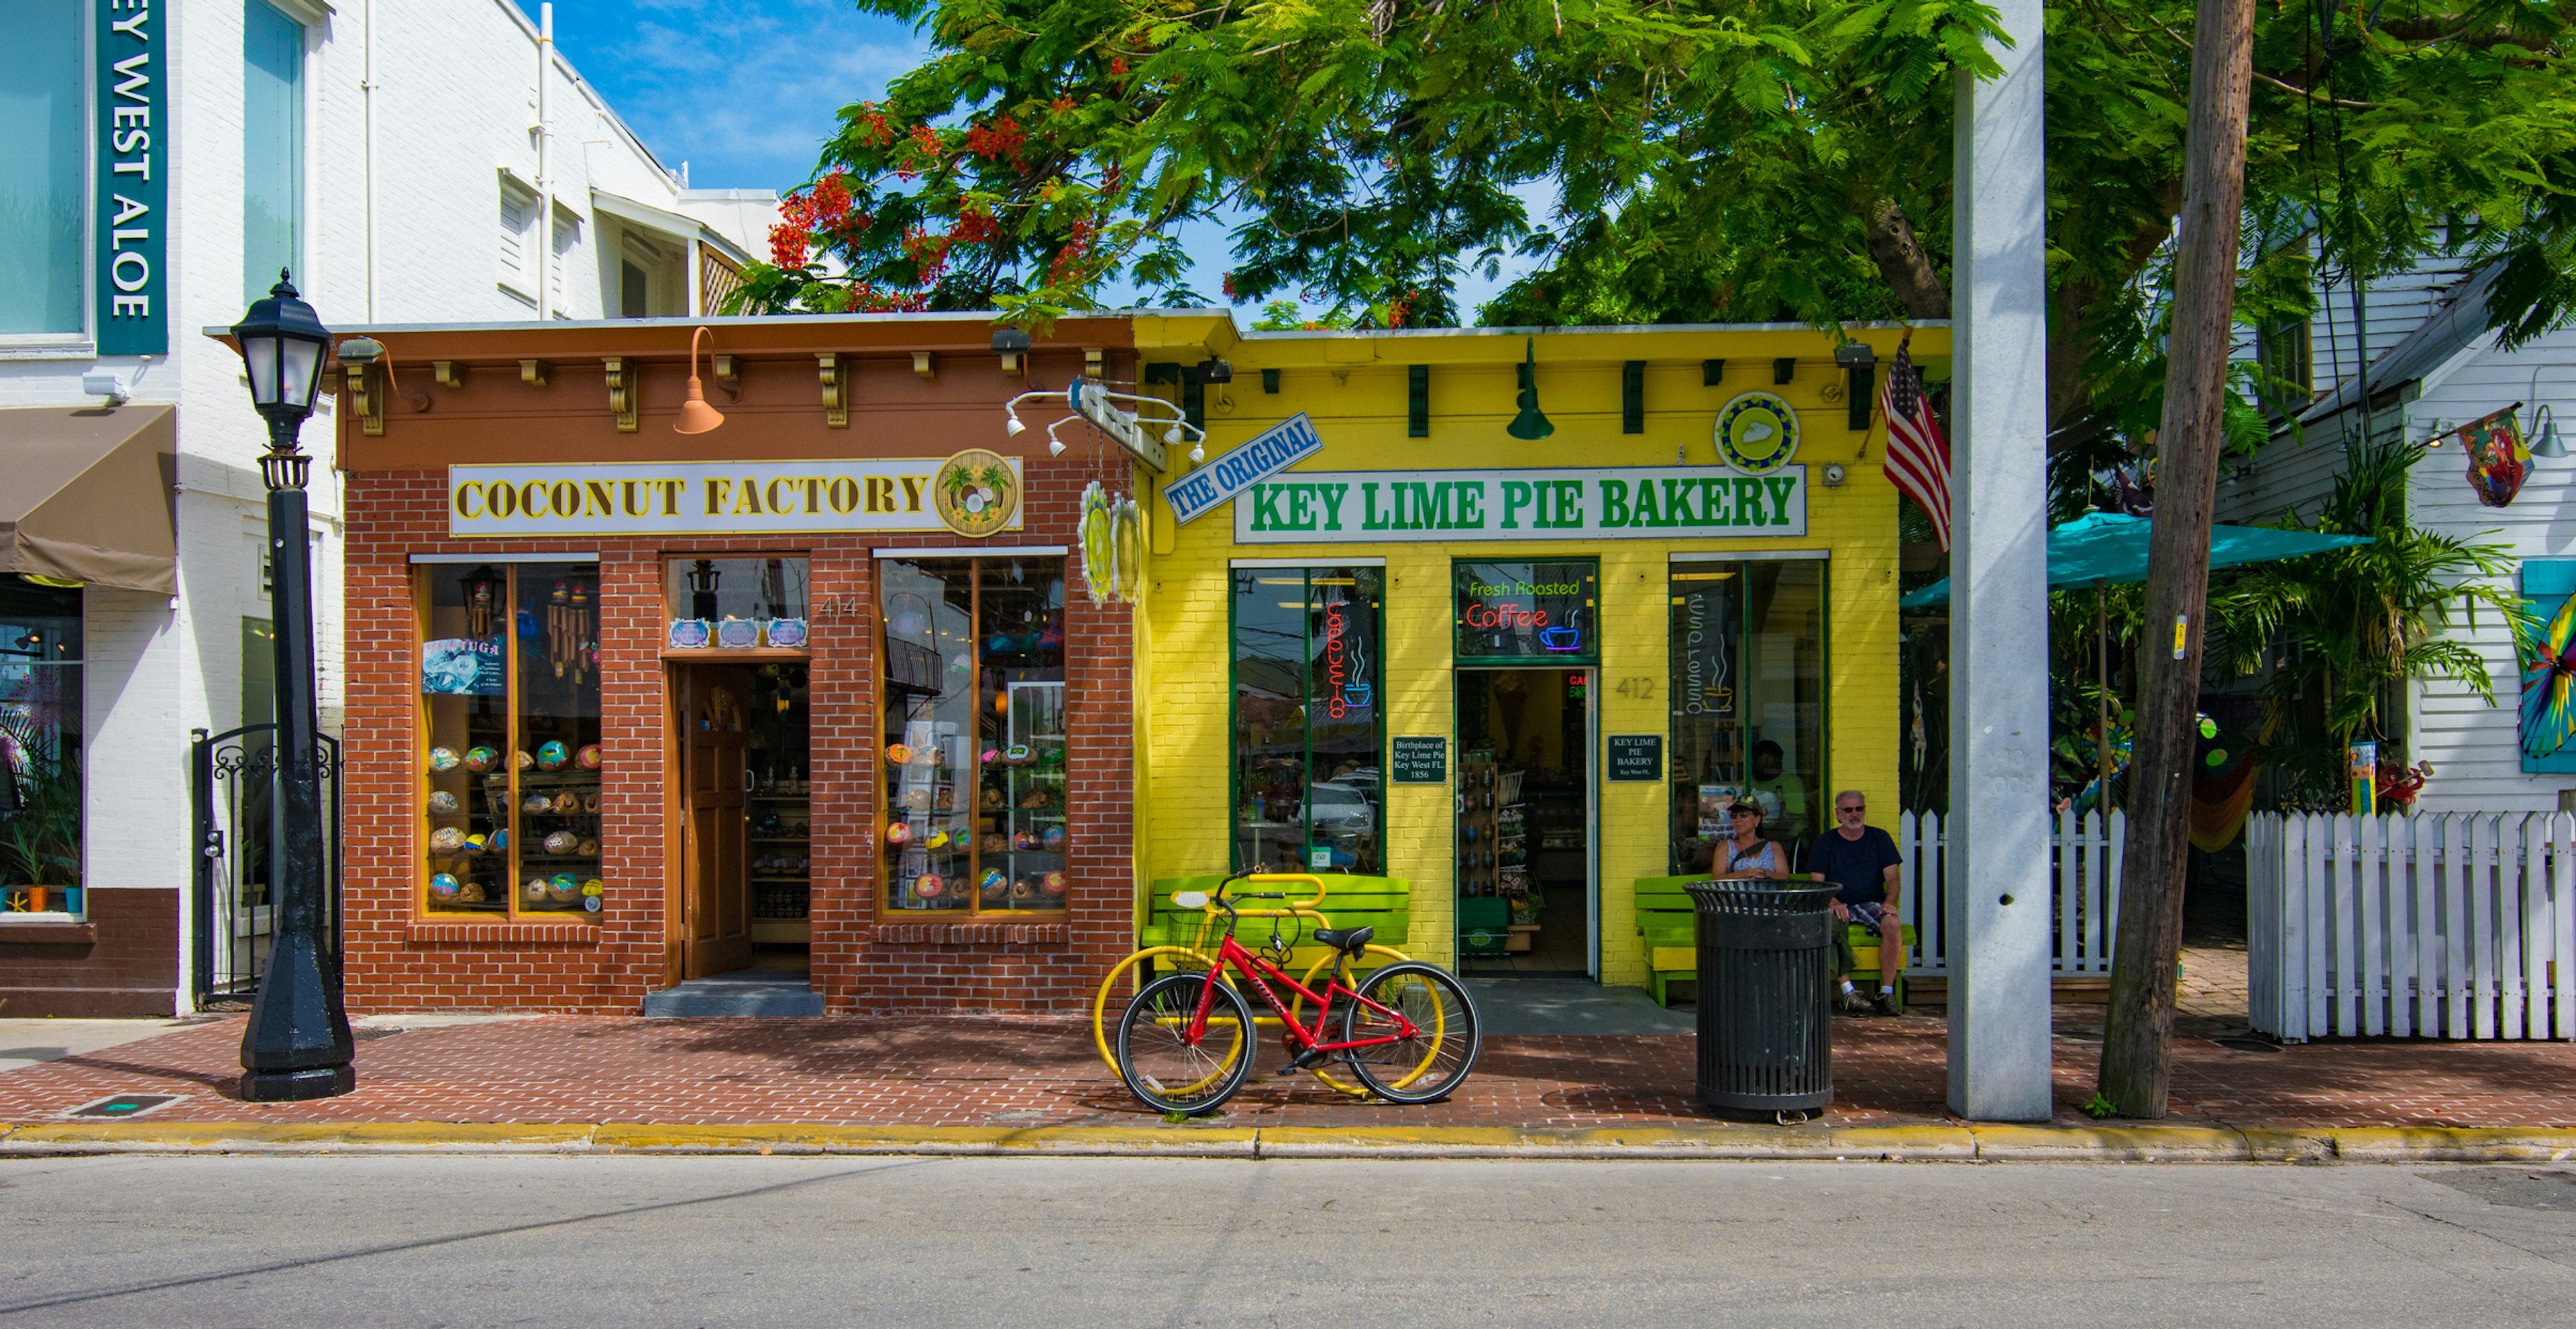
[2222,257,2576,816]
[0,0,775,1015]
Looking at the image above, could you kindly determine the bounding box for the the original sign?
[447,457,1026,538]
[97,0,166,356]
[1163,413,1324,525]
[1234,466,1808,543]
[1391,736,1449,784]
[1607,735,1664,782]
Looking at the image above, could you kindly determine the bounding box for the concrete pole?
[1945,0,2053,1121]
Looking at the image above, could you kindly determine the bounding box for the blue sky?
[516,0,919,193]
[515,0,1536,313]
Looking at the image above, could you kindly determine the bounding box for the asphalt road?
[2,1155,2572,1326]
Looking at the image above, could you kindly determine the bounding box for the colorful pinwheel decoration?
[2520,594,2576,759]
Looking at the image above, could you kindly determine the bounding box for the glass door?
[1455,667,1595,975]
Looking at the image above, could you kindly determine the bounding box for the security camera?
[81,371,129,406]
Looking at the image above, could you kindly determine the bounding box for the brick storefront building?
[331,314,1144,1013]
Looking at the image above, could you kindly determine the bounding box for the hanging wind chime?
[463,566,500,637]
[548,579,593,682]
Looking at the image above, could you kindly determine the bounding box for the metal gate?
[190,725,341,1008]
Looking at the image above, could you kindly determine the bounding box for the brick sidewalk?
[4,1007,2571,1130]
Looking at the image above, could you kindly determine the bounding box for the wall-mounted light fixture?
[992,327,1033,376]
[1507,337,1553,440]
[675,326,724,435]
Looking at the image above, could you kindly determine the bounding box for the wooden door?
[683,666,755,977]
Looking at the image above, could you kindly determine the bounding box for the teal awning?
[1897,512,2373,608]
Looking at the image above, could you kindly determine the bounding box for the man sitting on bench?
[1807,790,1905,1016]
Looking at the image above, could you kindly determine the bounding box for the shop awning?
[1896,513,2371,608]
[0,405,177,595]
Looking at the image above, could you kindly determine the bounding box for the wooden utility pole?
[2099,0,2258,1117]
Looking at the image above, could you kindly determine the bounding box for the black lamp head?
[229,269,333,447]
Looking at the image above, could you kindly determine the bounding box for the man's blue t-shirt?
[1809,826,1902,905]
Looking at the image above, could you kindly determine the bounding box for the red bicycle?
[1115,871,1481,1115]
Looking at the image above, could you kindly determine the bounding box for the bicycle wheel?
[1092,946,1214,1076]
[1116,971,1255,1116]
[1340,961,1481,1104]
[1291,945,1412,1098]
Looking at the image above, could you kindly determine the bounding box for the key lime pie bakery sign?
[449,452,1023,539]
[1232,390,1807,542]
[1234,464,1807,541]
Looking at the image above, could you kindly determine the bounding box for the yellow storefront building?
[1125,317,1945,995]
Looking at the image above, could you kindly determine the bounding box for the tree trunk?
[1864,199,1952,319]
[2098,0,2257,1118]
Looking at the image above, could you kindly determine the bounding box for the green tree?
[2206,435,2528,802]
[737,1,2575,449]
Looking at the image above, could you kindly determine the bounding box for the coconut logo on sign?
[1163,413,1324,525]
[932,449,1021,537]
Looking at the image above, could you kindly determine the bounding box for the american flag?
[1879,335,1952,550]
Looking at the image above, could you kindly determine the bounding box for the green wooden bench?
[1635,875,1915,1008]
[1140,874,1413,980]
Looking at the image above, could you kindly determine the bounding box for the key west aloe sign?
[1232,466,1807,543]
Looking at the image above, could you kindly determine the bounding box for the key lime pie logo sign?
[449,455,1026,537]
[1233,466,1807,543]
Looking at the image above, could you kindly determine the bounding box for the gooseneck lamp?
[675,325,725,435]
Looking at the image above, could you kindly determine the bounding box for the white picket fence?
[2249,812,2576,1043]
[1892,809,2126,978]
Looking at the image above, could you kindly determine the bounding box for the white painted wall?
[0,0,775,1006]
[2399,327,2576,815]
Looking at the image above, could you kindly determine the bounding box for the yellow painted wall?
[1128,321,1944,988]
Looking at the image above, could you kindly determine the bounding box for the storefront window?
[879,556,1067,912]
[0,577,81,915]
[665,556,809,650]
[1669,559,1825,872]
[416,562,603,919]
[1232,566,1385,873]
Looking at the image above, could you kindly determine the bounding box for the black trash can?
[1686,878,1841,1116]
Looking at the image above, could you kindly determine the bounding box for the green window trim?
[1230,566,1387,875]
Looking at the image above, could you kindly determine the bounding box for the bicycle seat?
[1312,926,1374,955]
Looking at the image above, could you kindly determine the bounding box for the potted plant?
[0,713,80,913]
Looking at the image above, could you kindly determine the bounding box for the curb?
[5,1120,2575,1163]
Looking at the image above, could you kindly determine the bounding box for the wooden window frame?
[878,554,1070,916]
[412,562,603,924]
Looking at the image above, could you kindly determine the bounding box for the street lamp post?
[229,270,355,1100]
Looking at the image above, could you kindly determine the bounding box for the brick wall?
[341,458,1133,1014]
[0,888,180,1017]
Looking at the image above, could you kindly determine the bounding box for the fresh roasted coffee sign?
[1232,466,1807,543]
[448,456,1026,537]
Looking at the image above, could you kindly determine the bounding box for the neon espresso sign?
[1322,598,1373,718]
